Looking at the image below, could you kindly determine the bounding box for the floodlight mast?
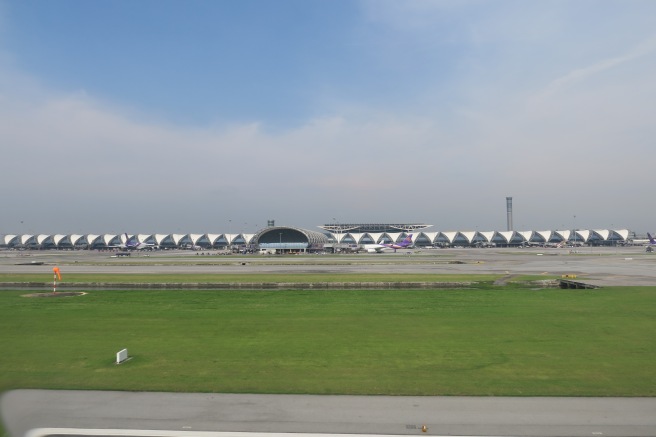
[332,218,341,252]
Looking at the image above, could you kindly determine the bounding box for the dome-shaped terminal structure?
[253,226,329,254]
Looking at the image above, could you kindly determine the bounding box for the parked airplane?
[646,233,656,252]
[360,234,414,253]
[521,241,564,248]
[110,234,157,250]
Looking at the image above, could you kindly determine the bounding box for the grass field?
[1,280,655,397]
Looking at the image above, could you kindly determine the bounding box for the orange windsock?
[53,267,62,281]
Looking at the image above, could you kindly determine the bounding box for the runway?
[3,389,656,437]
[1,246,655,287]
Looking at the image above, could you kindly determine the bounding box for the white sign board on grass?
[116,348,129,364]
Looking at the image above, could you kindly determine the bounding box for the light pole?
[333,217,340,253]
[228,219,232,249]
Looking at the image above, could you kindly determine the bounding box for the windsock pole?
[52,267,62,294]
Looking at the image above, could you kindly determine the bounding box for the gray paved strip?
[3,390,656,437]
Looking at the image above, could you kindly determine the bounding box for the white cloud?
[2,2,656,233]
[540,34,656,98]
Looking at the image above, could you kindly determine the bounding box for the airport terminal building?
[0,223,634,252]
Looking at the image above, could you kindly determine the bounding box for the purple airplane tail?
[400,234,413,247]
[648,233,656,244]
[125,233,138,247]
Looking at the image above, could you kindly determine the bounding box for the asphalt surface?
[1,246,655,287]
[3,389,656,437]
[1,248,655,437]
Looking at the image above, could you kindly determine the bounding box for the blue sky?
[2,1,362,126]
[1,0,655,234]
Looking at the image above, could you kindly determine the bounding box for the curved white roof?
[536,230,552,242]
[517,231,533,242]
[554,230,571,241]
[441,232,457,243]
[135,234,150,243]
[460,231,476,243]
[576,230,590,242]
[36,234,50,245]
[496,231,514,243]
[368,232,384,244]
[479,231,495,242]
[387,232,402,242]
[422,232,439,242]
[224,234,239,245]
[102,234,118,245]
[53,234,67,245]
[206,234,222,245]
[69,234,85,245]
[0,227,636,249]
[171,234,185,245]
[189,234,204,245]
[154,234,170,245]
[615,229,630,240]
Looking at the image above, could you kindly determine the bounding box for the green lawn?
[1,285,655,396]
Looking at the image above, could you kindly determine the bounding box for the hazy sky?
[1,0,655,235]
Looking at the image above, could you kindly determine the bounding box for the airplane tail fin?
[400,234,413,246]
[125,233,137,247]
[648,233,656,244]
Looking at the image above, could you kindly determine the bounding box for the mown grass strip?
[1,286,655,396]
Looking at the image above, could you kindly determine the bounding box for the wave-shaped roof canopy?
[0,228,632,248]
